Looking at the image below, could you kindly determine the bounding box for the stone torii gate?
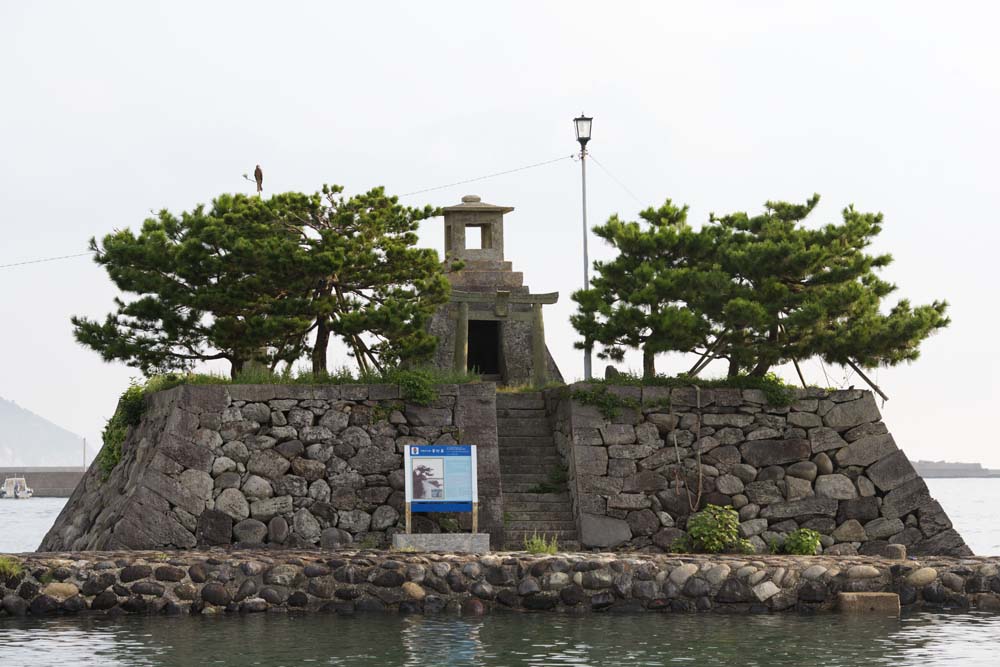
[427,195,563,386]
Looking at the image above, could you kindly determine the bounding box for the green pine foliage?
[73,186,450,379]
[572,195,949,380]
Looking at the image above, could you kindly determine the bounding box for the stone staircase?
[497,392,579,550]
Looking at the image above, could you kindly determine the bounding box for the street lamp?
[574,113,593,380]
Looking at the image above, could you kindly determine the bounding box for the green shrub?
[0,556,23,580]
[570,386,640,419]
[96,383,147,479]
[524,532,559,555]
[685,504,754,554]
[779,528,822,555]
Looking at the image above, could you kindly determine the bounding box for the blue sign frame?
[404,444,478,513]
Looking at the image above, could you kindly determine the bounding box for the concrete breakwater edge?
[3,549,1000,618]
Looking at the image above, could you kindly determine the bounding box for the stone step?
[507,520,578,531]
[500,451,561,460]
[501,486,565,495]
[497,408,548,419]
[503,510,575,521]
[497,419,552,437]
[501,463,564,474]
[501,473,554,484]
[496,393,546,410]
[498,436,557,449]
[503,492,572,504]
[503,504,573,514]
[498,446,559,457]
[500,449,560,458]
[501,472,565,482]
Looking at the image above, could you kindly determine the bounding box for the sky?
[0,1,997,466]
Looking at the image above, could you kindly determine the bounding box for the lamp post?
[574,113,593,380]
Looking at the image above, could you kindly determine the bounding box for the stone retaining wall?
[546,384,970,556]
[39,384,502,551]
[2,549,999,617]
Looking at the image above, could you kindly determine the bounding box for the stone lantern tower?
[427,195,563,386]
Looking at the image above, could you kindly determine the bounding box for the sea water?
[1,480,998,666]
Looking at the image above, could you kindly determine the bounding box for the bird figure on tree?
[254,164,263,195]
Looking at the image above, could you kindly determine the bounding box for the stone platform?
[2,549,999,618]
[392,533,490,554]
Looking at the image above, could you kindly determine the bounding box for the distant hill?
[0,397,85,467]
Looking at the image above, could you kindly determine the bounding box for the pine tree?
[73,186,450,378]
[571,201,710,378]
[573,194,949,381]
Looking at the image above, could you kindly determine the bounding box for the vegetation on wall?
[93,366,476,479]
[572,196,949,381]
[95,383,146,479]
[73,186,449,379]
[672,505,754,554]
[774,528,822,555]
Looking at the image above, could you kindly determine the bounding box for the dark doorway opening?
[468,320,500,376]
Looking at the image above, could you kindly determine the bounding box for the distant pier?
[0,467,84,497]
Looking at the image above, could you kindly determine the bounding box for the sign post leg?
[406,502,412,534]
[472,501,479,534]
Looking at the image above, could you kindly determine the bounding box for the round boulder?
[233,519,268,544]
[215,488,251,521]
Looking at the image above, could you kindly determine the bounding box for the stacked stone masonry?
[39,384,502,552]
[3,550,1000,617]
[546,384,971,557]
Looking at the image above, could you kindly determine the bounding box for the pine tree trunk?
[727,357,740,378]
[642,347,656,379]
[230,358,245,379]
[312,317,330,376]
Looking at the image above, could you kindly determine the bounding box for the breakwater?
[2,549,999,617]
[0,467,85,497]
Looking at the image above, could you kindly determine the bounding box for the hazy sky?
[1,2,997,466]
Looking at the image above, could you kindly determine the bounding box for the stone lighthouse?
[427,195,563,386]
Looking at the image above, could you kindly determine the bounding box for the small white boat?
[0,477,33,499]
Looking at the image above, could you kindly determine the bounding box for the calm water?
[0,496,67,553]
[1,609,1000,666]
[1,481,999,666]
[2,480,997,555]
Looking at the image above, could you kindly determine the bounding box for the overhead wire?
[1,153,577,271]
[0,252,94,270]
[398,153,574,198]
[586,152,646,208]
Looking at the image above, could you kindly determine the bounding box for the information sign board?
[404,444,477,512]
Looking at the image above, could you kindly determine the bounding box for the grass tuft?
[0,556,23,580]
[523,532,559,555]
